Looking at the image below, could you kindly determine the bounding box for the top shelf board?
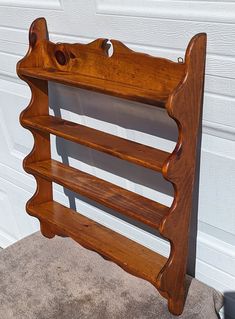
[17,19,186,108]
[20,67,171,107]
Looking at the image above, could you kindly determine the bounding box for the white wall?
[0,1,234,317]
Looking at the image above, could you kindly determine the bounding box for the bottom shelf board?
[28,200,167,286]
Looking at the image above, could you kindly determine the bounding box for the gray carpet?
[0,232,223,319]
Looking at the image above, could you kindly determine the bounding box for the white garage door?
[0,1,235,317]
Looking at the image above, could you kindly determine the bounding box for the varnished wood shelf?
[26,159,169,229]
[17,17,206,316]
[19,67,169,107]
[23,115,170,172]
[28,200,167,285]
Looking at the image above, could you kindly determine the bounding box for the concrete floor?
[0,232,223,319]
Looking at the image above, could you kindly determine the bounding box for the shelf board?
[28,200,167,285]
[23,115,170,172]
[19,67,169,108]
[26,159,169,229]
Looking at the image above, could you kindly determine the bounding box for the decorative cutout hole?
[107,40,113,57]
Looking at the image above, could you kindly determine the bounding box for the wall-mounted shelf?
[23,115,170,172]
[17,18,206,316]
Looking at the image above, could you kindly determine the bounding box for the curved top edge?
[166,33,207,108]
[185,33,207,66]
[23,18,185,66]
[22,18,206,68]
[29,17,49,47]
[17,18,206,107]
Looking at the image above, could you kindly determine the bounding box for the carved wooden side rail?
[17,18,206,315]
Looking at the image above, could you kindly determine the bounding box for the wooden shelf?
[23,115,170,172]
[28,200,167,285]
[26,159,169,229]
[17,17,206,315]
[19,67,169,107]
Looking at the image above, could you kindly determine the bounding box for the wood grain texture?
[22,115,170,172]
[26,159,169,229]
[28,200,167,285]
[17,18,63,239]
[18,18,185,108]
[17,17,206,316]
[157,33,207,315]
